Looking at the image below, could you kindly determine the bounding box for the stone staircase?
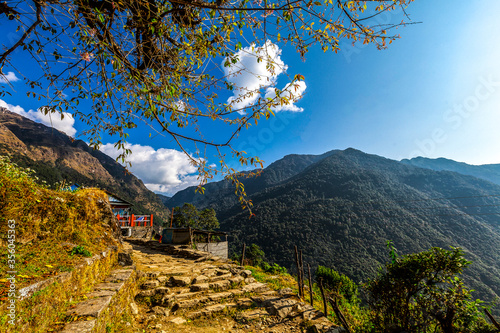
[127,240,343,333]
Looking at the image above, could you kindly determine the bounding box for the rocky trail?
[125,240,343,333]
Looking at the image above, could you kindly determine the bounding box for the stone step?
[242,282,269,294]
[186,302,238,319]
[60,268,135,332]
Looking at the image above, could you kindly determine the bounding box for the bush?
[365,245,493,333]
[316,265,358,302]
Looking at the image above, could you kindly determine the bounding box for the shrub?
[316,265,358,302]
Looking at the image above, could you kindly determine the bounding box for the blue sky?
[2,0,500,195]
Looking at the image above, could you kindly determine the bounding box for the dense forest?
[167,148,500,311]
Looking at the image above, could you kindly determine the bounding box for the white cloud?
[264,81,307,112]
[0,99,77,136]
[0,72,20,84]
[100,143,200,195]
[223,40,306,114]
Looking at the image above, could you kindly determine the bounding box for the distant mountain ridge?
[0,108,170,223]
[167,148,500,309]
[401,156,500,186]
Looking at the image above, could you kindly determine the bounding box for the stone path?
[125,240,343,333]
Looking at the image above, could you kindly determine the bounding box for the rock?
[170,276,192,286]
[267,298,297,318]
[244,277,256,284]
[66,296,112,317]
[136,289,155,297]
[241,270,253,277]
[324,327,347,333]
[192,275,209,284]
[151,306,169,316]
[130,302,139,315]
[190,283,209,292]
[157,276,168,284]
[154,287,170,295]
[118,252,133,266]
[278,287,293,296]
[209,280,231,291]
[242,282,269,294]
[141,280,160,289]
[169,317,187,325]
[208,291,232,301]
[237,298,254,308]
[59,320,96,333]
[229,275,244,285]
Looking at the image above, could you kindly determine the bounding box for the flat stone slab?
[105,269,133,282]
[240,309,269,321]
[86,289,116,299]
[209,280,231,290]
[236,297,254,308]
[208,291,232,301]
[210,273,232,282]
[59,319,96,333]
[192,275,209,284]
[170,276,192,286]
[94,282,124,292]
[66,296,112,317]
[169,317,187,324]
[154,287,170,295]
[141,280,160,289]
[190,283,209,292]
[242,282,269,294]
[267,298,297,318]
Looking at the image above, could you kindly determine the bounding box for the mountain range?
[0,108,170,223]
[167,149,500,307]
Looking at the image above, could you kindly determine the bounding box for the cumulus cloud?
[223,40,306,114]
[0,99,77,136]
[264,81,307,112]
[0,72,20,84]
[100,143,200,195]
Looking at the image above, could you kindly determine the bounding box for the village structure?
[106,191,229,259]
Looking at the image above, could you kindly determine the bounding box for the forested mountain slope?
[169,148,500,305]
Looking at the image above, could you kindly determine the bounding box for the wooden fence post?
[294,246,302,298]
[307,263,313,306]
[240,243,246,266]
[299,249,304,298]
[150,214,153,227]
[328,297,351,333]
[319,280,327,317]
[484,309,500,330]
[131,214,135,227]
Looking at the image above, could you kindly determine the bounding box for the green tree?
[365,245,490,333]
[0,0,416,206]
[172,203,219,230]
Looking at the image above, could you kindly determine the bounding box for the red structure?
[116,214,154,227]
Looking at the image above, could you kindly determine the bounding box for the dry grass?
[0,157,122,332]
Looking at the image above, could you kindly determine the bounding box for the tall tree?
[0,0,416,207]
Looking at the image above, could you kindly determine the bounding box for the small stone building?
[161,228,229,259]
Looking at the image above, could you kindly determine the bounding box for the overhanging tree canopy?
[0,0,415,207]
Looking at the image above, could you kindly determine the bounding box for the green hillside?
[168,149,500,308]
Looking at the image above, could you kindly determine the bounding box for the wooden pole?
[307,263,314,306]
[328,297,351,333]
[319,280,328,317]
[299,250,304,298]
[240,243,246,266]
[170,208,174,228]
[294,246,302,298]
[484,309,500,330]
